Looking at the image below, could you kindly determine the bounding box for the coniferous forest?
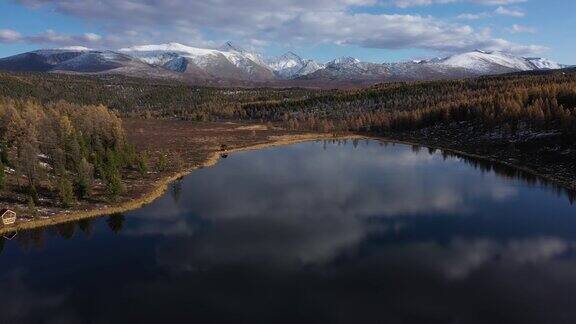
[0,97,147,210]
[0,68,576,212]
[2,70,575,139]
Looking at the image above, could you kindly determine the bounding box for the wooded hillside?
[2,70,575,140]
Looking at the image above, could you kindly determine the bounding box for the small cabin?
[0,209,16,226]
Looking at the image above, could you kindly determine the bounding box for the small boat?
[0,209,16,226]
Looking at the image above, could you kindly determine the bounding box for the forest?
[1,68,576,211]
[2,70,576,140]
[0,72,326,121]
[0,97,147,211]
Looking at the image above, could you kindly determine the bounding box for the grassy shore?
[2,119,575,235]
[0,122,351,234]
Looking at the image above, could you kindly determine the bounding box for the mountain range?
[0,42,569,87]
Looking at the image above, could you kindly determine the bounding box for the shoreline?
[376,136,576,193]
[0,133,356,235]
[1,132,572,235]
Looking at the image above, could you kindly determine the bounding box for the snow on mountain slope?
[219,41,266,65]
[0,44,568,86]
[52,51,126,72]
[120,43,219,57]
[296,60,324,76]
[119,42,275,80]
[526,57,563,70]
[266,52,304,78]
[319,57,387,78]
[437,50,562,73]
[265,52,323,78]
[0,49,88,72]
[300,49,565,83]
[330,57,361,65]
[57,46,91,51]
[119,43,220,66]
[300,57,389,81]
[384,62,479,81]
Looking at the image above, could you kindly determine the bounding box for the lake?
[1,139,576,323]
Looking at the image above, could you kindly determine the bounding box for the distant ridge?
[0,42,567,87]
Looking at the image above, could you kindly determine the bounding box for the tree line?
[0,72,326,121]
[253,72,576,138]
[0,97,144,208]
[2,69,576,142]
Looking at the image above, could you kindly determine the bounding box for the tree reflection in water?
[171,179,183,204]
[78,219,94,237]
[107,214,125,235]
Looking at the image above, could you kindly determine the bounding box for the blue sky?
[0,0,574,64]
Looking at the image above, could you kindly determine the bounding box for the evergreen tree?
[103,150,123,201]
[75,158,93,199]
[28,185,39,205]
[0,160,5,190]
[157,154,169,172]
[136,152,149,177]
[27,196,38,218]
[57,176,75,208]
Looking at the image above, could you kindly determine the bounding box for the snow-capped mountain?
[265,52,324,78]
[297,60,325,77]
[526,57,565,70]
[301,57,388,80]
[0,44,568,87]
[298,51,566,83]
[0,48,88,72]
[119,42,275,81]
[383,62,476,82]
[0,48,168,75]
[219,41,266,65]
[431,50,564,74]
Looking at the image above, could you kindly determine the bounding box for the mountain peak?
[438,50,562,73]
[526,57,563,70]
[219,41,247,53]
[121,43,199,53]
[330,57,361,65]
[0,44,566,84]
[57,46,91,51]
[281,51,301,59]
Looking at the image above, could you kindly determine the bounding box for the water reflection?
[106,213,125,235]
[2,140,576,323]
[171,179,183,204]
[78,219,94,237]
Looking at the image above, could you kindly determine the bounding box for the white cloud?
[508,24,537,34]
[495,6,525,17]
[392,0,526,7]
[472,0,526,4]
[0,29,22,43]
[8,0,543,56]
[278,12,544,55]
[456,12,491,20]
[21,30,104,47]
[411,237,572,280]
[393,0,457,8]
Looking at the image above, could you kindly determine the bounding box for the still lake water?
[2,140,576,323]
